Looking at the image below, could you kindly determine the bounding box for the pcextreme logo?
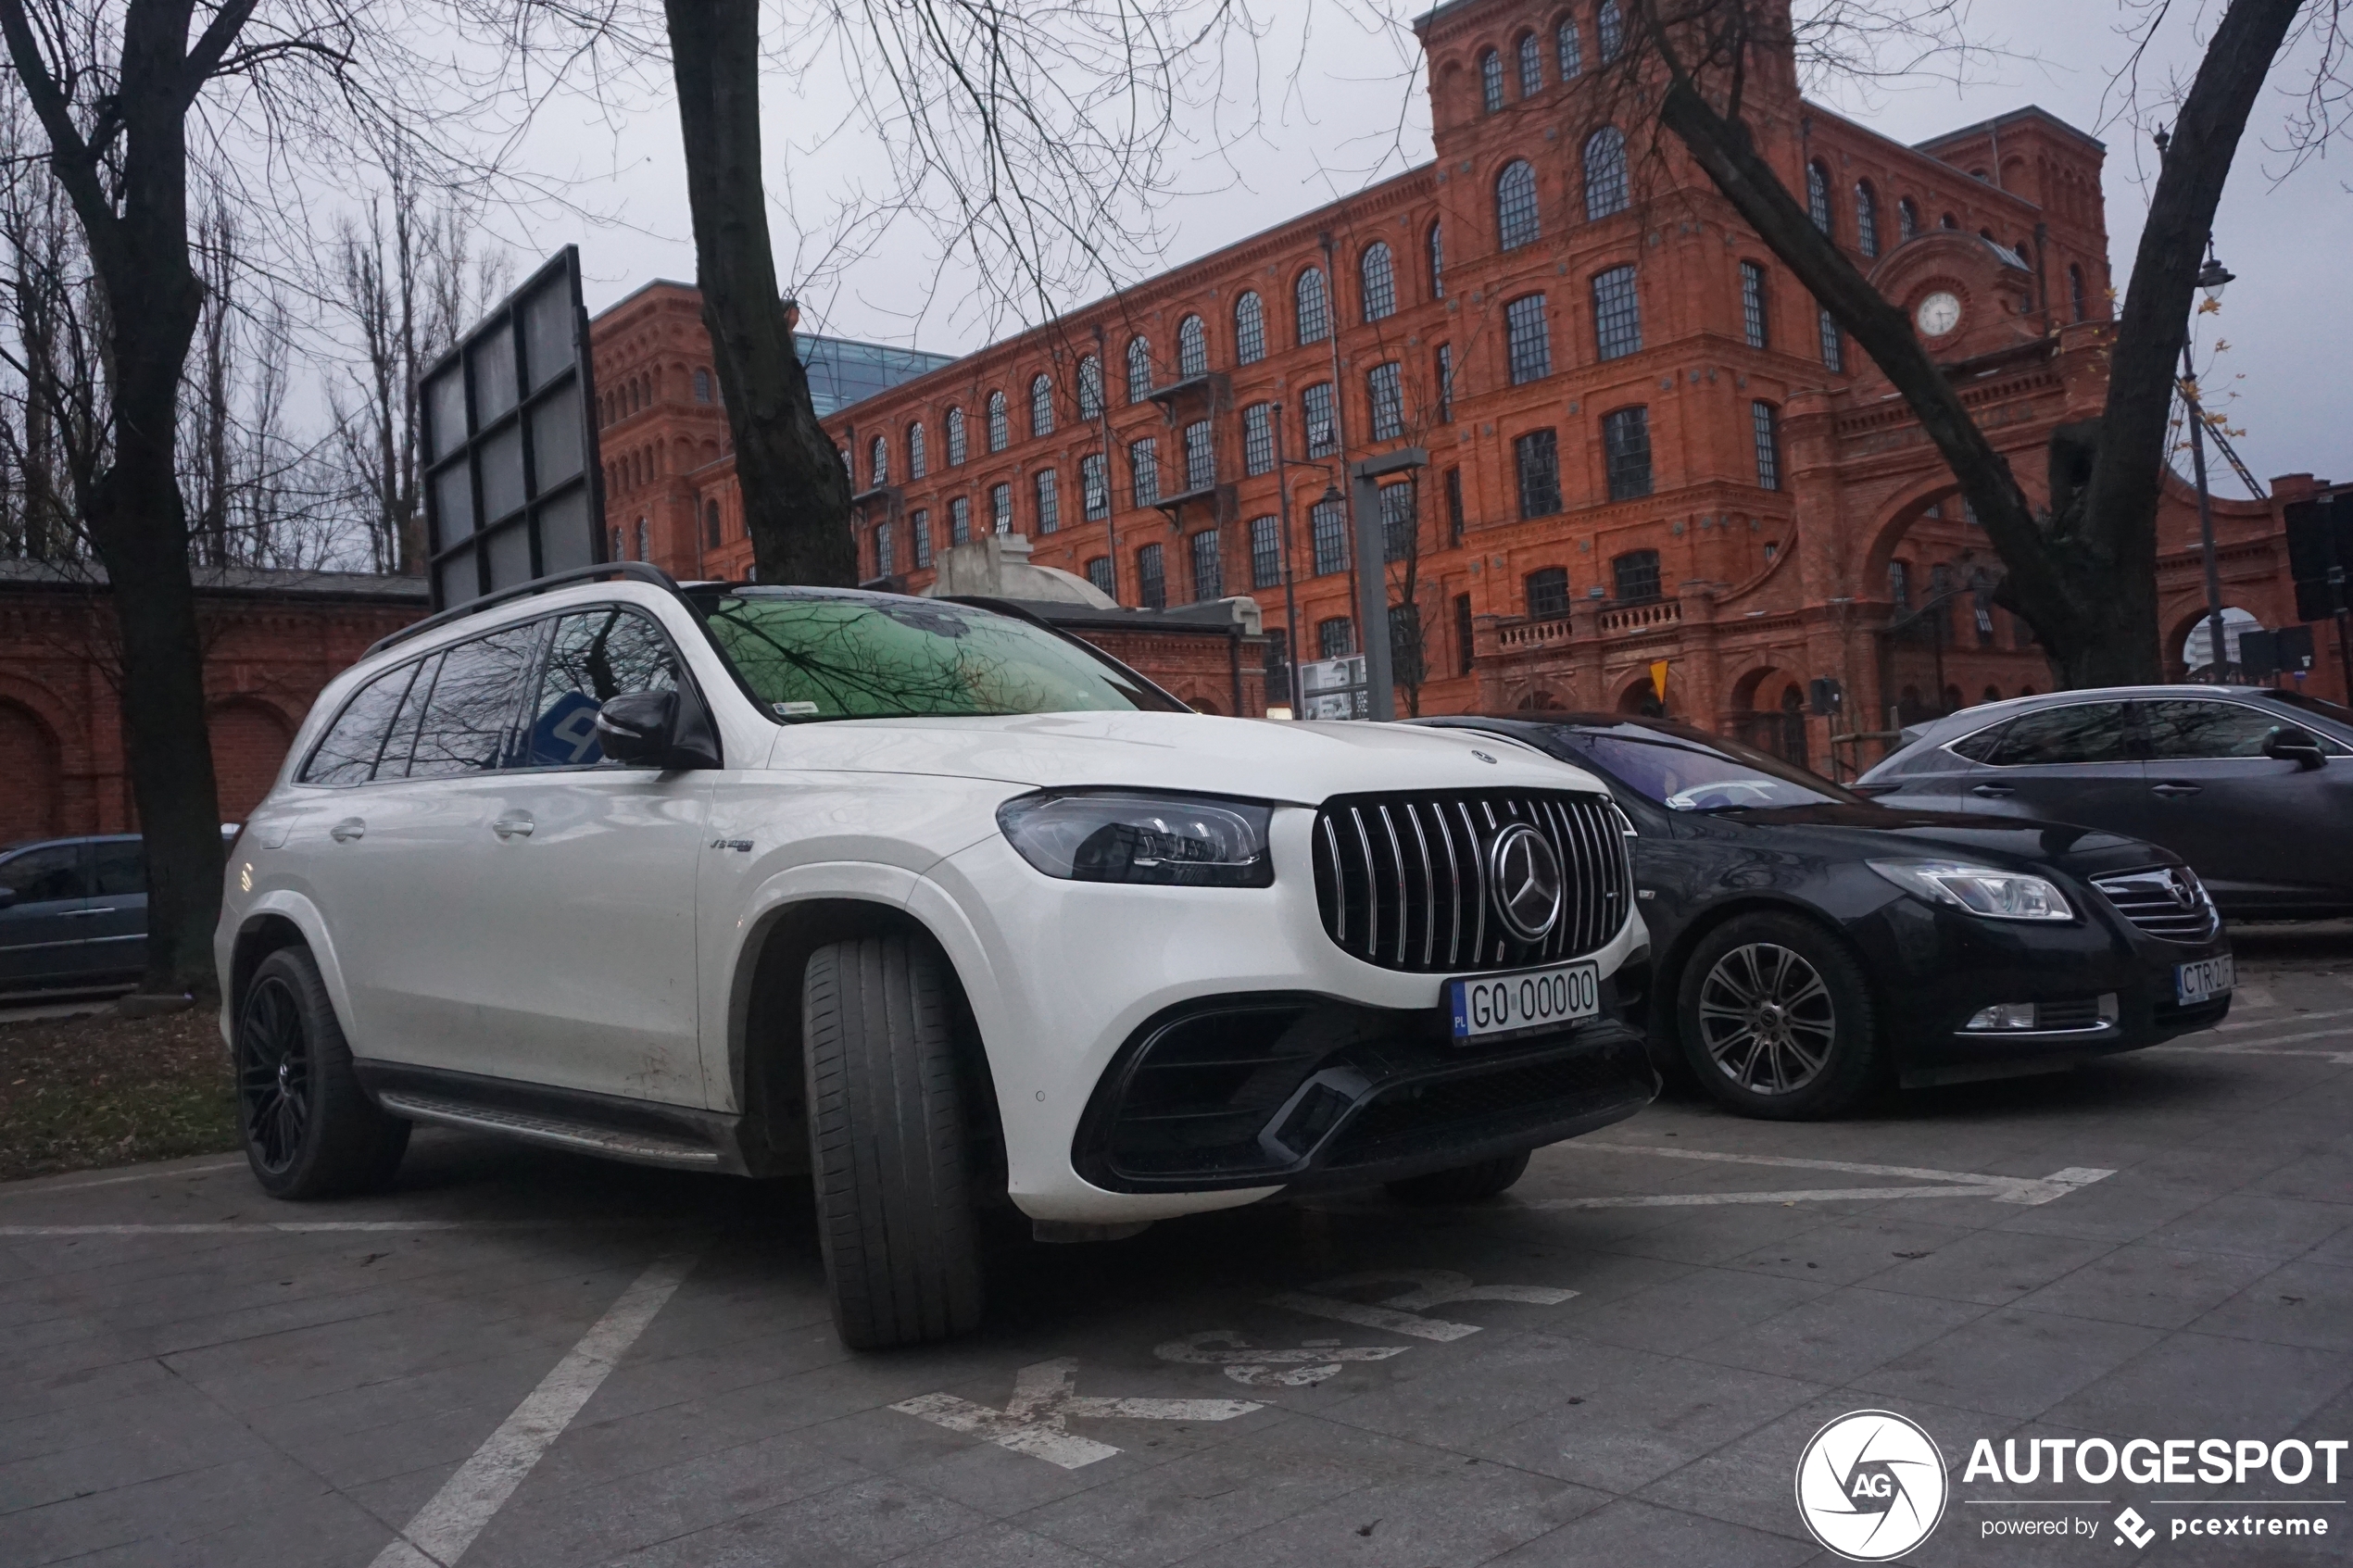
[1795,1410,1950,1561]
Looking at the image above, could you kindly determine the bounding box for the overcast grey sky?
[540,0,2348,490]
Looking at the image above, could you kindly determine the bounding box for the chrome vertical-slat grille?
[2091,867,2221,943]
[1312,790,1632,972]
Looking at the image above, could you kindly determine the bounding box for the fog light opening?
[1964,1002,2038,1032]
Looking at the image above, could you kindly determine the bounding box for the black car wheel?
[1677,913,1881,1119]
[236,947,409,1198]
[804,935,987,1349]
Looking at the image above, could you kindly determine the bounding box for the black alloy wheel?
[237,973,312,1176]
[1677,912,1881,1119]
[233,946,410,1198]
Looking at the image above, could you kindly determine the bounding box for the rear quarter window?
[300,663,420,785]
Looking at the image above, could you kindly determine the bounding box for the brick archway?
[208,697,296,822]
[0,698,63,844]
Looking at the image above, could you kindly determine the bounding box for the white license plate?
[2174,954,2233,1006]
[1449,960,1601,1041]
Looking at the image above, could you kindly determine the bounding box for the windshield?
[1545,721,1861,811]
[700,592,1181,722]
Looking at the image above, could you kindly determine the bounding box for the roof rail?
[365,562,680,659]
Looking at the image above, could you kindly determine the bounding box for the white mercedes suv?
[217,564,1654,1347]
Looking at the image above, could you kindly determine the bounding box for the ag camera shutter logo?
[1795,1410,1948,1561]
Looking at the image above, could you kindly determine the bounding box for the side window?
[1988,702,2133,766]
[300,662,420,785]
[0,843,89,903]
[406,625,542,781]
[93,840,145,897]
[2143,700,2302,759]
[1946,724,2007,764]
[527,608,683,768]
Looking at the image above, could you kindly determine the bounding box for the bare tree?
[0,1,499,1000]
[1592,0,2341,687]
[327,153,510,576]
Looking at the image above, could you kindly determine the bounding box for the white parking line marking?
[0,1160,245,1200]
[1556,1144,2113,1205]
[1524,1185,2030,1210]
[0,1221,584,1236]
[2219,1005,2353,1034]
[1269,1269,1578,1340]
[369,1252,696,1567]
[891,1357,1261,1469]
[1153,1330,1408,1386]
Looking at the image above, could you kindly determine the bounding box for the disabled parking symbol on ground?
[1153,1329,1410,1386]
[890,1356,1263,1469]
[1266,1268,1579,1341]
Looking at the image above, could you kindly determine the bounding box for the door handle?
[492,813,535,840]
[2151,783,2203,797]
[1969,784,2015,798]
[330,818,366,843]
[59,908,114,919]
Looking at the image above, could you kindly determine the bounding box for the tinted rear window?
[1985,702,2133,766]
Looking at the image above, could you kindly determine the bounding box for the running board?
[375,1092,726,1169]
[353,1060,756,1173]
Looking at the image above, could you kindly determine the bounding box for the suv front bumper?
[918,812,1652,1222]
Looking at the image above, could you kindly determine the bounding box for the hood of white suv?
[758,710,1608,802]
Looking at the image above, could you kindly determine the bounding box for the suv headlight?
[997,791,1274,887]
[1868,859,2073,922]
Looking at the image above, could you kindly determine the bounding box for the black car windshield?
[1545,721,1863,811]
[700,592,1181,722]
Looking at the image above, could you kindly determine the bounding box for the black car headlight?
[997,791,1275,887]
[1868,859,2073,922]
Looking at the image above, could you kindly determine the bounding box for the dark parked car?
[0,834,150,992]
[1856,685,2353,919]
[0,827,236,993]
[1416,715,2233,1119]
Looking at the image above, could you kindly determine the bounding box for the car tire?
[803,935,986,1349]
[1676,912,1881,1120]
[1385,1148,1532,1204]
[235,947,409,1199]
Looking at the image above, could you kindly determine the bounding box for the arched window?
[635,518,648,561]
[1295,268,1330,345]
[1234,292,1265,363]
[705,499,723,550]
[2069,264,2087,322]
[1125,337,1153,402]
[1427,221,1444,300]
[1898,196,1919,242]
[1855,182,1880,258]
[1940,211,1957,230]
[1177,314,1208,378]
[1516,31,1541,97]
[1359,242,1396,321]
[2014,237,2032,268]
[1806,160,1832,234]
[945,406,966,465]
[692,367,712,403]
[986,389,1009,451]
[1478,48,1503,114]
[1583,127,1629,220]
[1556,17,1582,77]
[908,421,927,478]
[1029,374,1054,437]
[1496,159,1540,249]
[868,434,888,488]
[1076,355,1103,418]
[1598,0,1625,61]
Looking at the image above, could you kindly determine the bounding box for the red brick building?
[0,564,428,844]
[588,0,2339,768]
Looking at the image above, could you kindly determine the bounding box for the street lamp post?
[2185,246,2234,681]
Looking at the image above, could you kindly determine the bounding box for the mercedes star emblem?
[1489,822,1566,942]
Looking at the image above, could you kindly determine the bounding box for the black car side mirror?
[2265,724,2327,771]
[595,689,722,771]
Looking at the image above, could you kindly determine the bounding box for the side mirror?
[2265,724,2327,771]
[594,689,721,770]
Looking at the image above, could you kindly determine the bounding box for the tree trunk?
[1644,0,2303,689]
[0,0,230,997]
[662,0,856,587]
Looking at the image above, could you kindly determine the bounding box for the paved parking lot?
[5,929,2351,1567]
